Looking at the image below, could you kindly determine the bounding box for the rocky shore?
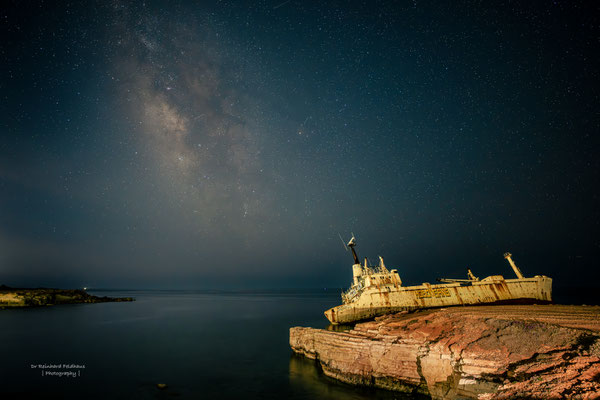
[0,285,135,308]
[290,305,600,399]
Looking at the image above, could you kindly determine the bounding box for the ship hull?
[325,275,552,324]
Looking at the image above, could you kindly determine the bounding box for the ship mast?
[504,252,524,279]
[347,236,359,265]
[347,236,364,286]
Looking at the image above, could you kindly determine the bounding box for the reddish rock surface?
[290,305,600,399]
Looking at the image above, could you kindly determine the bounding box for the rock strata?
[0,285,135,308]
[290,305,600,399]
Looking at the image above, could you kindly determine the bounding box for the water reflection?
[289,353,428,400]
[326,323,354,332]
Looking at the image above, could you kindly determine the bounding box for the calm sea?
[0,290,425,399]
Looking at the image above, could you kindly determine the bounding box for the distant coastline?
[0,285,135,309]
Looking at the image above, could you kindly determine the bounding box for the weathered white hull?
[325,275,552,324]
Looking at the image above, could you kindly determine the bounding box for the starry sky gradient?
[1,1,599,289]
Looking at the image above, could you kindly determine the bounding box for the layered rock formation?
[290,305,600,399]
[0,286,134,308]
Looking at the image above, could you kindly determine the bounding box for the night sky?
[1,1,599,290]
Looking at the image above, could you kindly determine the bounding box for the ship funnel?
[504,252,524,279]
[352,264,363,285]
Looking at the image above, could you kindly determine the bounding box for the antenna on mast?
[338,233,349,252]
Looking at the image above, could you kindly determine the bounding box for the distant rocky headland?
[290,305,600,399]
[0,285,135,309]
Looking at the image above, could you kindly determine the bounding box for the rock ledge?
[290,305,600,399]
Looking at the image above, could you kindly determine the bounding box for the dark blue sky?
[1,1,598,289]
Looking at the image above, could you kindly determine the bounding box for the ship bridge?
[342,254,402,304]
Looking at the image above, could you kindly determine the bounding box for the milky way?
[112,5,271,230]
[1,1,598,289]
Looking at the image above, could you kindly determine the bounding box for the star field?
[1,0,598,289]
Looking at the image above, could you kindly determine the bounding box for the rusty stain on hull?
[325,238,553,325]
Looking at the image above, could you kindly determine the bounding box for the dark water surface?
[0,290,424,399]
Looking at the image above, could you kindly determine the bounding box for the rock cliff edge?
[290,305,600,399]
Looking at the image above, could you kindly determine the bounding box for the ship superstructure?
[324,237,552,324]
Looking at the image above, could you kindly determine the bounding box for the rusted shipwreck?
[324,237,552,324]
